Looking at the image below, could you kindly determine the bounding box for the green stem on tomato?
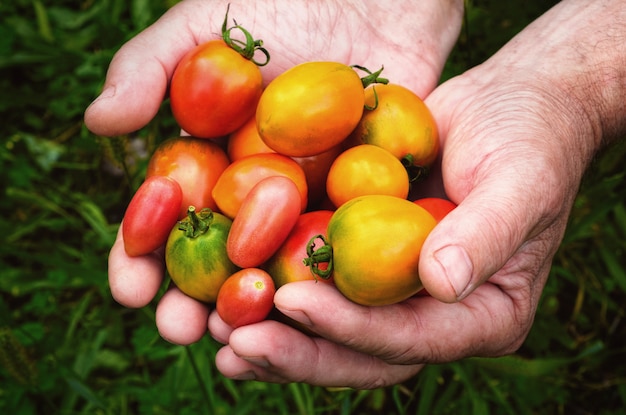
[401,154,430,184]
[351,65,389,110]
[178,206,213,239]
[302,234,334,280]
[221,4,270,66]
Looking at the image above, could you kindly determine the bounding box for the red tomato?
[170,40,263,138]
[227,176,302,268]
[146,137,230,219]
[216,268,276,328]
[122,176,182,257]
[212,153,308,219]
[264,210,334,288]
[414,197,457,223]
[292,145,342,207]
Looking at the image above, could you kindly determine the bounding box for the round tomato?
[212,153,308,219]
[264,210,334,288]
[227,115,275,161]
[326,144,409,208]
[348,83,439,169]
[305,194,437,306]
[170,39,263,138]
[165,207,239,303]
[122,176,183,257]
[227,176,302,268]
[256,61,365,157]
[146,136,230,219]
[414,197,457,223]
[216,268,276,328]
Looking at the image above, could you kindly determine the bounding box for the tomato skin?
[256,61,365,157]
[414,197,457,223]
[264,210,334,288]
[165,207,239,303]
[146,136,230,219]
[227,115,275,161]
[122,176,183,257]
[326,194,437,306]
[326,144,409,208]
[348,83,439,167]
[170,40,263,138]
[216,268,276,328]
[212,153,308,219]
[227,176,302,268]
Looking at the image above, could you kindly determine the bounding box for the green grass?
[1,0,625,414]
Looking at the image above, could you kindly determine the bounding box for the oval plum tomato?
[122,176,183,257]
[264,210,334,288]
[256,61,365,157]
[216,268,276,328]
[414,197,457,223]
[170,38,263,138]
[305,194,437,306]
[165,207,239,303]
[227,115,275,161]
[146,136,230,219]
[348,83,439,171]
[227,176,302,268]
[212,153,308,219]
[326,144,410,208]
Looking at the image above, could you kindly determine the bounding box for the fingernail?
[232,370,256,381]
[242,356,270,368]
[433,245,474,300]
[275,309,312,327]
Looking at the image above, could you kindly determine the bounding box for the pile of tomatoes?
[121,8,456,328]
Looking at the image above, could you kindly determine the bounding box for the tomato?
[227,176,302,268]
[212,153,308,219]
[305,194,437,306]
[146,136,230,219]
[256,61,365,157]
[122,176,183,257]
[292,144,342,207]
[165,206,239,303]
[227,115,275,161]
[414,197,457,223]
[216,268,276,328]
[326,144,409,208]
[264,210,334,288]
[347,83,439,169]
[170,39,263,138]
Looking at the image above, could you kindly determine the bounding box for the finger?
[207,309,234,344]
[108,225,164,308]
[156,286,210,345]
[274,281,529,364]
[215,319,423,388]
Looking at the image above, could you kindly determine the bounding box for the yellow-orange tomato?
[348,83,439,168]
[256,61,365,157]
[326,144,409,208]
[227,115,276,161]
[212,153,308,219]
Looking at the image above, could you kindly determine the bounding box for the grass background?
[1,0,625,414]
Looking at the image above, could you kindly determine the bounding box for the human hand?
[87,0,463,344]
[209,0,625,388]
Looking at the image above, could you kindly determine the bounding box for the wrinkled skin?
[86,0,626,389]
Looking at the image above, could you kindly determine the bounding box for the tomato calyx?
[221,4,270,66]
[351,65,389,110]
[178,206,214,239]
[401,154,430,184]
[302,234,333,280]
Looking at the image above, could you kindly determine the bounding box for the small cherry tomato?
[305,194,437,306]
[348,83,439,169]
[212,153,308,219]
[146,136,230,219]
[122,176,183,257]
[264,210,334,288]
[326,144,409,208]
[414,197,457,223]
[227,115,275,161]
[165,207,239,303]
[169,7,269,140]
[216,268,276,328]
[256,61,365,157]
[227,176,302,268]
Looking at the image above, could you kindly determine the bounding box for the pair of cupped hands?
[85,0,619,388]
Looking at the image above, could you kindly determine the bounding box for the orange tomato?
[326,144,409,208]
[212,153,308,219]
[227,115,275,161]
